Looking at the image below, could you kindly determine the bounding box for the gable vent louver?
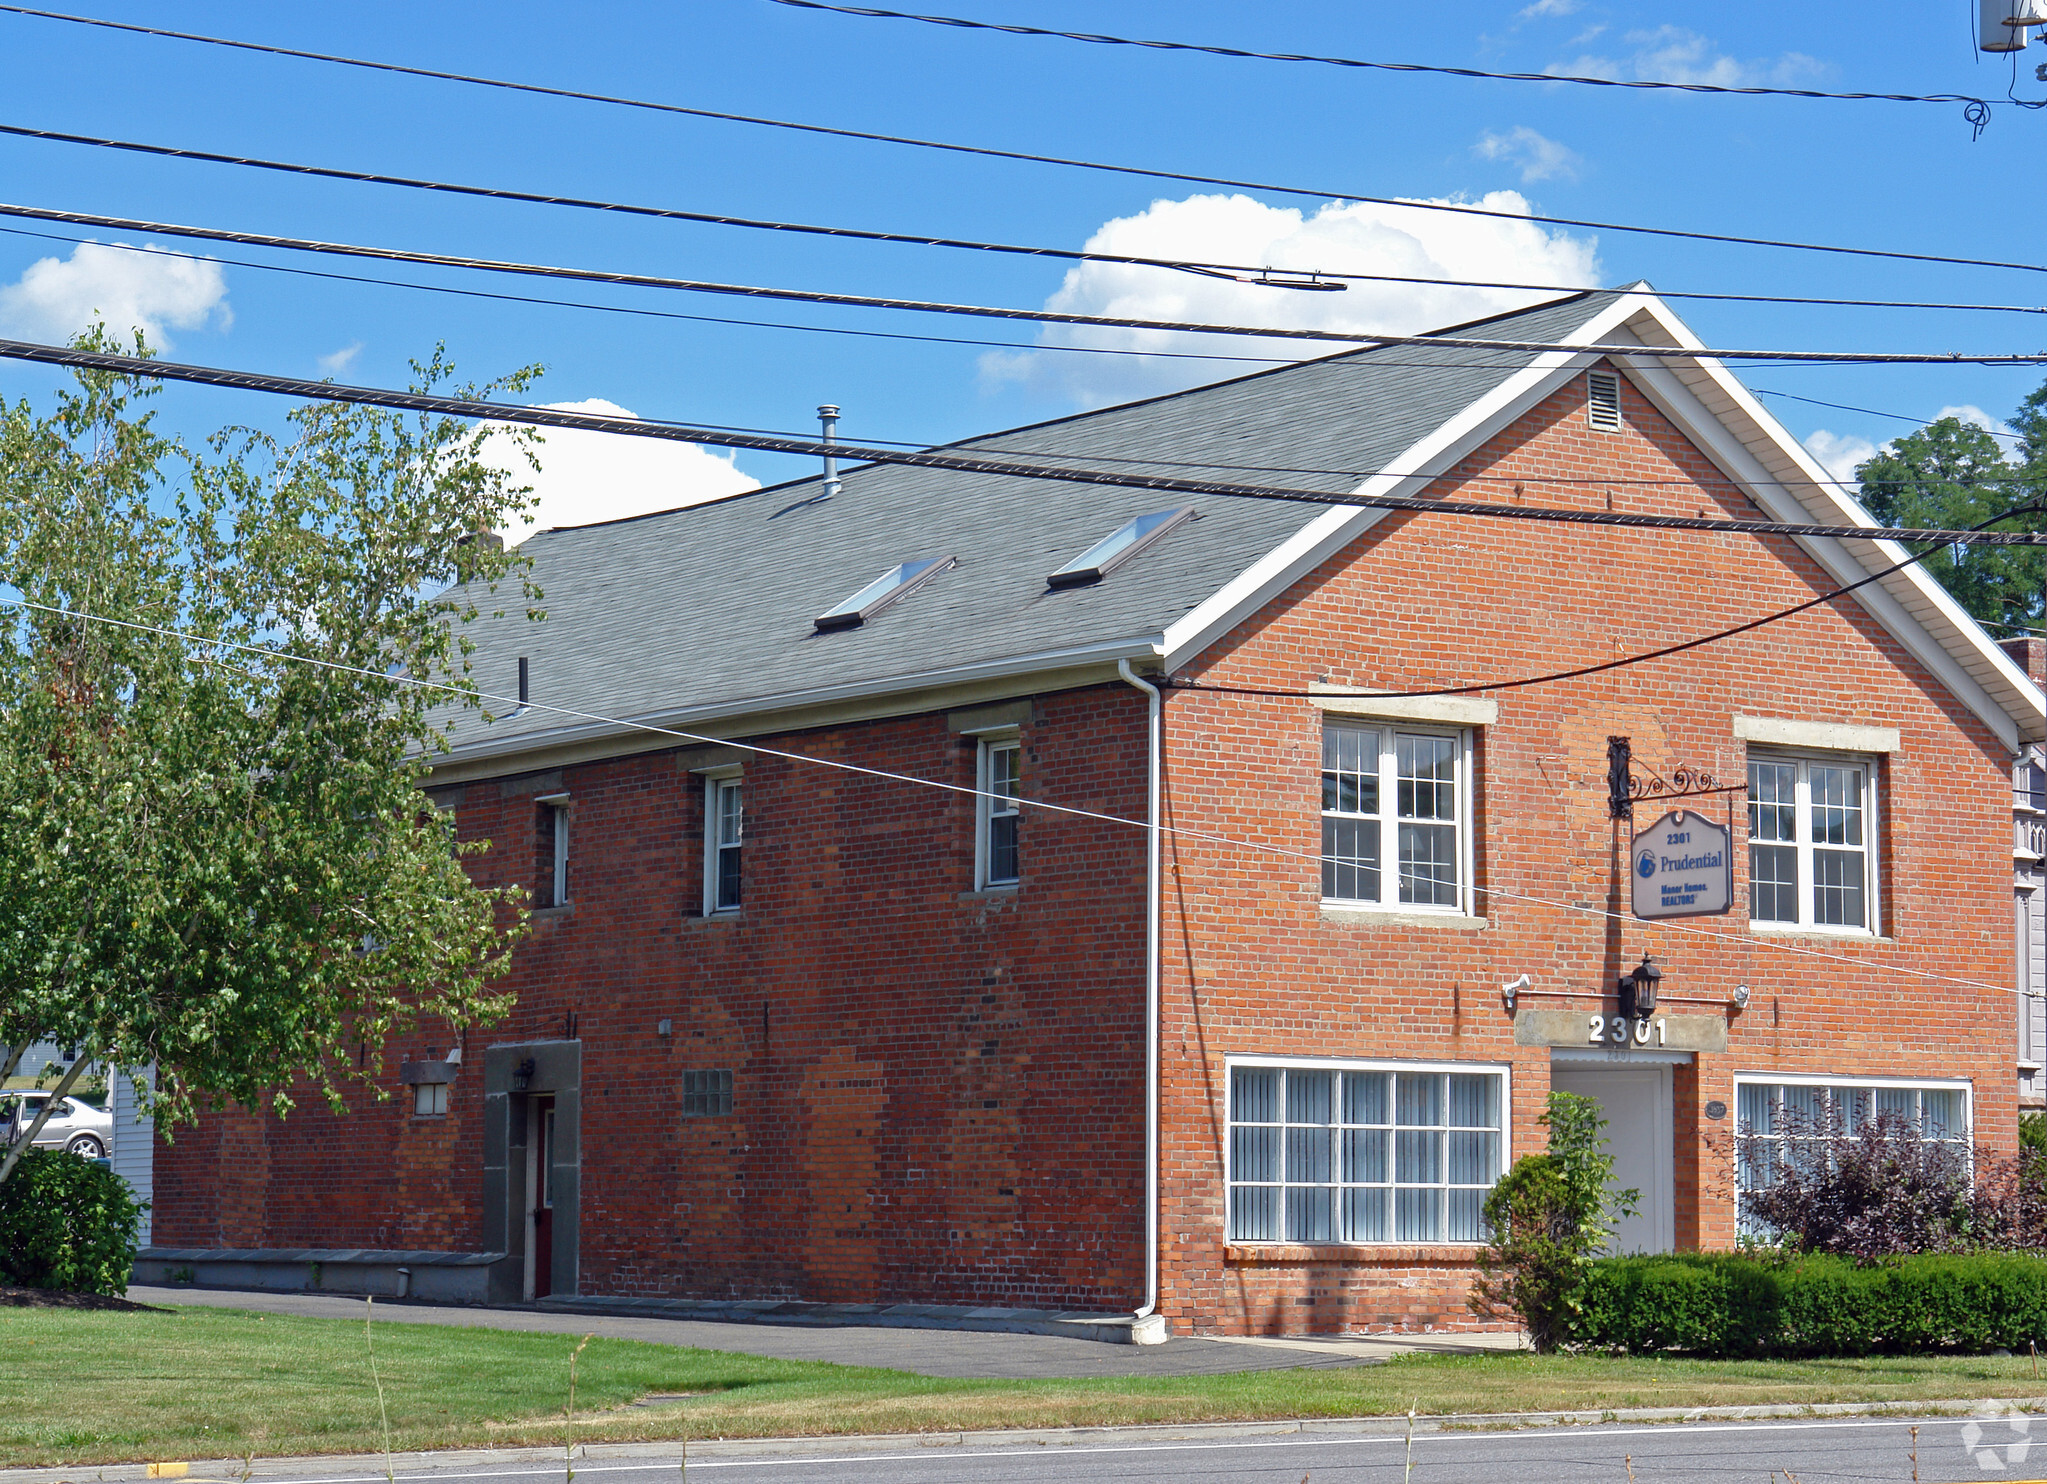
[1586,370,1622,432]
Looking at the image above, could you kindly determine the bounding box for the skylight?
[814,556,955,632]
[1046,507,1195,590]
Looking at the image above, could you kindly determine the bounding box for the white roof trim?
[1164,287,2044,750]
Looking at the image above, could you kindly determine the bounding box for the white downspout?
[1117,657,1166,1343]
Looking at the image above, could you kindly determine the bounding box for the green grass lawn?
[6,1302,2047,1467]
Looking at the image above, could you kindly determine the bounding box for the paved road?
[17,1412,2034,1484]
[132,1287,1522,1379]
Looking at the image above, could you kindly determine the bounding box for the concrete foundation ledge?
[133,1247,504,1304]
[532,1293,1172,1344]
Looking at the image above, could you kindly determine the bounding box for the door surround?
[482,1040,581,1303]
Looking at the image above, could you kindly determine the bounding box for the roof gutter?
[1117,657,1167,1344]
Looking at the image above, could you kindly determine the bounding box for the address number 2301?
[1589,1015,1668,1047]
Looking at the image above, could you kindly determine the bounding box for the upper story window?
[535,794,569,908]
[977,737,1021,889]
[704,771,743,914]
[1228,1060,1506,1245]
[1320,723,1469,913]
[1747,752,1878,933]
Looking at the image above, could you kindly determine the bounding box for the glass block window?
[681,1069,733,1118]
[1746,753,1877,932]
[1228,1063,1506,1245]
[1321,724,1469,913]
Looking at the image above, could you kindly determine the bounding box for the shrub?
[1574,1251,2047,1357]
[1468,1091,1638,1351]
[0,1146,144,1295]
[1740,1104,2047,1255]
[1740,1107,1973,1257]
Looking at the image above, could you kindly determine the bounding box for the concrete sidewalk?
[129,1286,1525,1380]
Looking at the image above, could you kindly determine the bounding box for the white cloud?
[1473,125,1583,183]
[1518,0,1581,16]
[477,398,760,546]
[319,341,364,376]
[0,240,229,348]
[1936,403,2019,441]
[1802,429,1878,489]
[980,191,1601,407]
[1554,26,1825,88]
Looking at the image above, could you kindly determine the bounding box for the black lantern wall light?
[1618,953,1661,1020]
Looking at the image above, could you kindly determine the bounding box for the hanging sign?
[1630,808,1733,919]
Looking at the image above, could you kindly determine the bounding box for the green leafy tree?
[1468,1091,1638,1351]
[1855,412,2047,630]
[0,331,543,1182]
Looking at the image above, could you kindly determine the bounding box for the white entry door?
[1548,1061,1675,1255]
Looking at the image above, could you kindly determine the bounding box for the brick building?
[142,287,2045,1335]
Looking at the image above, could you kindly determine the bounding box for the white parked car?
[0,1093,113,1159]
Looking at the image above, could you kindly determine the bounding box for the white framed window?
[1747,752,1879,933]
[535,793,570,908]
[976,736,1021,889]
[1226,1057,1508,1245]
[703,770,743,914]
[1320,723,1471,913]
[412,1081,449,1117]
[1734,1075,1971,1234]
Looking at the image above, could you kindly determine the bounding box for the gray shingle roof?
[438,291,1617,759]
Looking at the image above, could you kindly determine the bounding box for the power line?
[3,204,2045,368]
[12,199,2047,329]
[8,8,2043,280]
[15,590,2022,1000]
[1755,387,2030,444]
[769,0,2000,111]
[1170,501,2047,703]
[0,222,1316,371]
[1,225,2034,497]
[7,335,2047,546]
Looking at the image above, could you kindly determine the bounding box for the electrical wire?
[2,226,2036,499]
[15,591,2026,1001]
[768,0,2000,111]
[2,203,2044,368]
[1167,501,2047,703]
[1755,387,2030,444]
[6,335,2047,547]
[0,222,1317,371]
[12,197,2047,328]
[6,6,2042,279]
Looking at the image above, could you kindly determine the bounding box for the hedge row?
[1574,1251,2047,1357]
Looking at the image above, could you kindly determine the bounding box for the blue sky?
[0,1,2042,529]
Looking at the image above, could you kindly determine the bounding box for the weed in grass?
[362,1298,393,1484]
[564,1335,592,1484]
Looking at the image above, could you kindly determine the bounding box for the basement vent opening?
[1586,370,1622,432]
[815,556,956,632]
[1047,506,1197,590]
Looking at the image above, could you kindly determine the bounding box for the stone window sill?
[1319,905,1488,930]
[1225,1244,1485,1264]
[957,887,1019,904]
[531,904,575,921]
[686,911,743,928]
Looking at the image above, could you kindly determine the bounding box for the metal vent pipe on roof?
[818,404,842,500]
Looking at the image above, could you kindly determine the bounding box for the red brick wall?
[1154,363,2017,1334]
[155,687,1152,1312]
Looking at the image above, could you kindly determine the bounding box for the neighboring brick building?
[142,288,2045,1335]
